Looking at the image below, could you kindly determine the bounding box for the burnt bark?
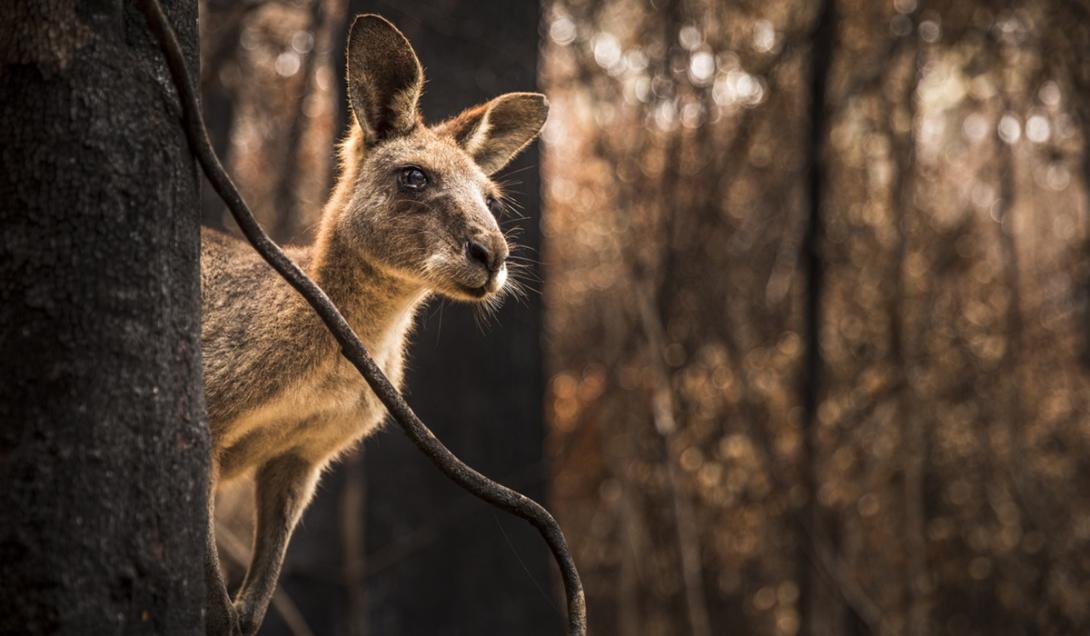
[0,1,208,633]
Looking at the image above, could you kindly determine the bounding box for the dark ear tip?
[345,12,422,83]
[348,13,407,43]
[509,92,550,123]
[531,94,550,127]
[531,93,550,112]
[351,13,397,31]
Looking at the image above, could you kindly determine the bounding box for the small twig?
[136,1,586,634]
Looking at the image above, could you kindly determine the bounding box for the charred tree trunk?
[0,1,208,634]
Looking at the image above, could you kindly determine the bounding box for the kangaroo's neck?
[306,127,427,346]
[307,233,426,347]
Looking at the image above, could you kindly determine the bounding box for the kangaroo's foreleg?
[233,454,320,636]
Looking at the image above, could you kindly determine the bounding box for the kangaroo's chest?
[303,344,405,449]
[216,337,407,480]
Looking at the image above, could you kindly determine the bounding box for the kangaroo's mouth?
[456,282,489,299]
[450,263,506,301]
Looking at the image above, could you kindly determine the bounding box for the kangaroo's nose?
[466,239,491,269]
[466,239,506,272]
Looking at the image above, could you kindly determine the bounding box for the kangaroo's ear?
[442,93,549,175]
[346,14,423,143]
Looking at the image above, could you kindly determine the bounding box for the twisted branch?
[136,1,586,633]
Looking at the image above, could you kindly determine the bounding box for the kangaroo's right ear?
[346,15,423,143]
[441,93,550,175]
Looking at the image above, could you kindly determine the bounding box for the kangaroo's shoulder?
[200,227,332,426]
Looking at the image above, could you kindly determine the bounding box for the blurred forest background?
[198,0,1090,634]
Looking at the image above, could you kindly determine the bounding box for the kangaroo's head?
[334,14,548,302]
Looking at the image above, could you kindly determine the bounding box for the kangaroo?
[199,14,548,635]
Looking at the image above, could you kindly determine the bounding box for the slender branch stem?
[136,1,586,633]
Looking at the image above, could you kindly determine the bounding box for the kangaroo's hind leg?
[205,461,240,636]
[233,453,320,636]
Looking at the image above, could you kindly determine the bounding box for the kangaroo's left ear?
[346,14,423,143]
[441,92,550,175]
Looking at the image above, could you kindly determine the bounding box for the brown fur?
[199,15,548,636]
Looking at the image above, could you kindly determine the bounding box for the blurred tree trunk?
[271,0,336,241]
[275,3,555,635]
[646,3,712,635]
[995,104,1026,477]
[887,36,930,636]
[199,0,255,229]
[799,1,836,634]
[1051,0,1090,369]
[0,1,208,633]
[341,451,368,636]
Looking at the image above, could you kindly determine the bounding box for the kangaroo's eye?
[486,196,503,217]
[398,166,429,191]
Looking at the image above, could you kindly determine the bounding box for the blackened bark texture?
[265,2,554,635]
[0,1,208,633]
[798,1,836,635]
